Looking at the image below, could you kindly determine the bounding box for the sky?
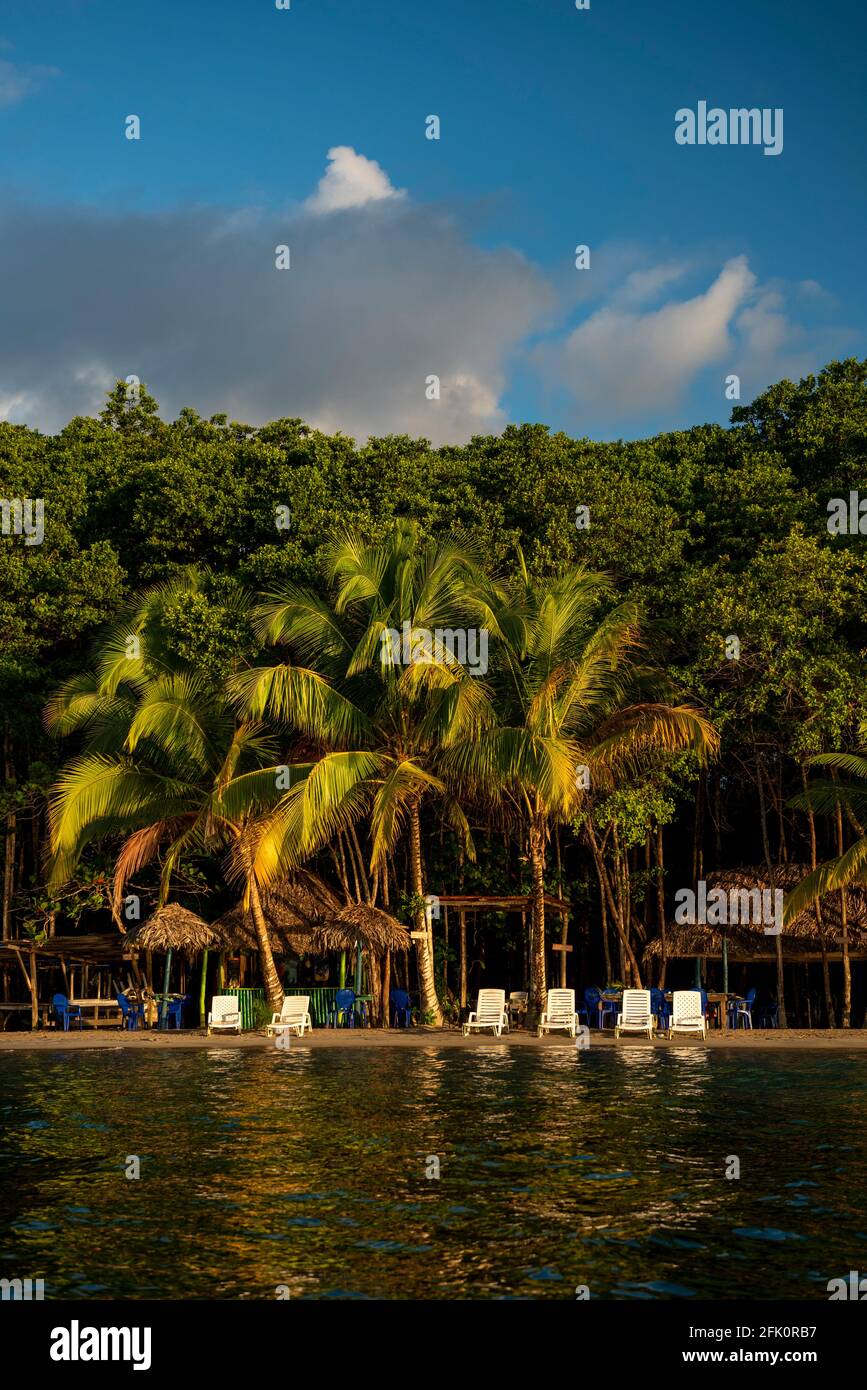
[1,0,865,444]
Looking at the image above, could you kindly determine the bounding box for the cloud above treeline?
[0,55,60,108]
[0,146,848,443]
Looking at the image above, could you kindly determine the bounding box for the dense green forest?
[2,359,867,1025]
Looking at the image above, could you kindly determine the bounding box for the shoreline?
[2,1027,867,1052]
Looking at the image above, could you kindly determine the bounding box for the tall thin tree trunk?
[247,874,283,1012]
[527,810,548,1021]
[802,765,834,1027]
[756,755,786,1027]
[585,820,642,985]
[555,828,568,987]
[408,800,443,1025]
[599,879,612,985]
[692,771,705,888]
[2,731,16,942]
[834,795,851,1028]
[655,824,668,988]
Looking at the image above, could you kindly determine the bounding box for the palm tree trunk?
[655,824,668,988]
[527,811,548,1021]
[408,800,443,1026]
[247,875,284,1012]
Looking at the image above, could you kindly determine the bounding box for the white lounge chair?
[462,989,509,1038]
[538,988,579,1037]
[668,989,707,1039]
[267,995,312,1037]
[614,988,654,1039]
[207,995,242,1035]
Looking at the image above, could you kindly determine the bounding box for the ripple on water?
[1,1047,865,1299]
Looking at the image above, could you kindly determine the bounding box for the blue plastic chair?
[756,999,779,1028]
[728,987,757,1030]
[599,992,619,1029]
[52,993,83,1032]
[330,988,357,1028]
[583,987,599,1023]
[115,993,144,1031]
[162,996,187,1030]
[390,989,413,1027]
[650,987,670,1031]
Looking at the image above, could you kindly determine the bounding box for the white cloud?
[303,145,404,214]
[536,256,757,418]
[0,150,550,444]
[0,142,847,444]
[0,57,59,108]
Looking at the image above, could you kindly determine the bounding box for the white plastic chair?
[207,994,242,1034]
[538,988,578,1037]
[614,988,654,1039]
[267,995,312,1037]
[668,989,707,1039]
[462,989,509,1037]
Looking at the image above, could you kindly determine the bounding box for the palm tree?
[785,727,867,1027]
[45,574,288,1011]
[232,521,499,1025]
[447,557,718,1018]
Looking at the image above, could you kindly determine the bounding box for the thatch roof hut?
[132,903,227,958]
[213,873,411,959]
[644,865,867,964]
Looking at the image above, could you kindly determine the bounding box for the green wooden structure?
[221,986,265,1031]
[222,984,372,1028]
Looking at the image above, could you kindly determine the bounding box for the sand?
[2,1027,867,1052]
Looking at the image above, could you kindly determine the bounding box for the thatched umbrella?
[214,885,410,958]
[212,875,411,1020]
[133,903,227,1026]
[133,903,226,956]
[644,865,867,966]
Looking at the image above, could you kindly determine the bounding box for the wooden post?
[381,947,391,1029]
[12,946,37,1029]
[29,947,38,1030]
[558,910,569,987]
[443,904,449,996]
[459,909,467,1010]
[159,949,172,1028]
[199,948,209,1026]
[552,942,573,991]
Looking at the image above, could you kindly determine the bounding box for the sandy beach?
[3,1027,867,1052]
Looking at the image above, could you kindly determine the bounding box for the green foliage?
[3,363,867,947]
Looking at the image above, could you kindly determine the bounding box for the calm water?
[1,1045,866,1300]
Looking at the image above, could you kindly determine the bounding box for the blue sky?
[1,0,864,442]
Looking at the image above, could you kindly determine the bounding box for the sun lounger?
[538,988,579,1037]
[462,988,509,1037]
[614,988,654,1039]
[267,995,312,1037]
[668,989,707,1039]
[207,994,242,1035]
